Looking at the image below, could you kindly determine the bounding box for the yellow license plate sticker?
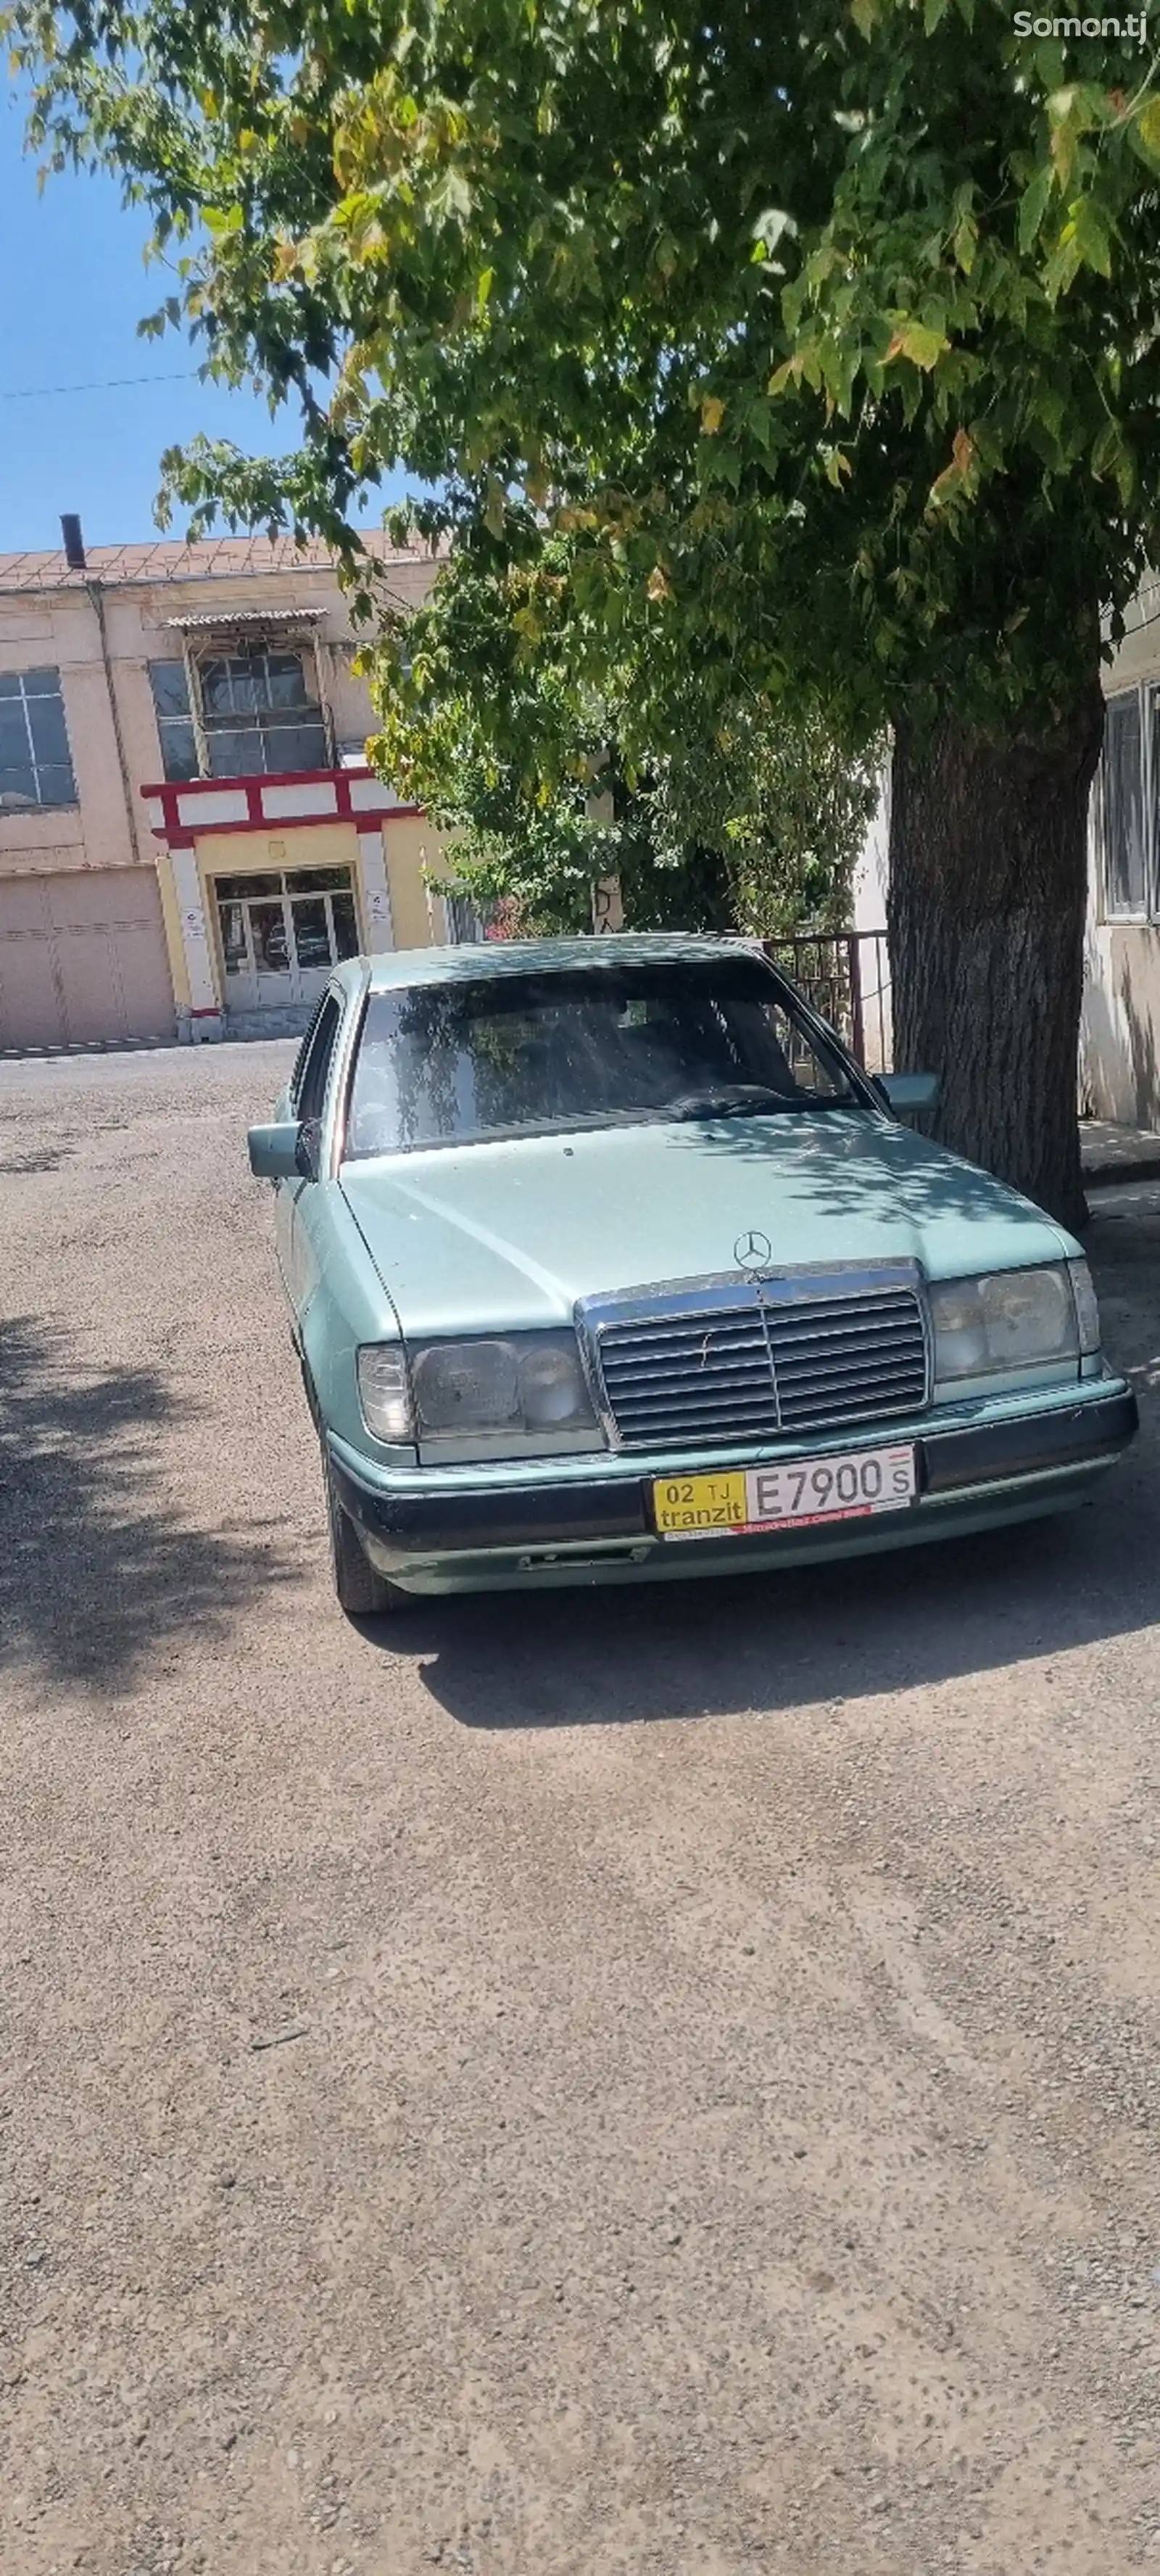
[652,1471,750,1534]
[652,1445,916,1538]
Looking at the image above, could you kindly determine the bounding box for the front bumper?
[327,1379,1138,1594]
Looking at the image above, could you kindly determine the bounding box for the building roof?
[0,529,434,596]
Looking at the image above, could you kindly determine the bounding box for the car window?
[296,990,343,1126]
[344,957,860,1159]
[289,991,330,1113]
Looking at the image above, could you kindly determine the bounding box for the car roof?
[358,933,767,993]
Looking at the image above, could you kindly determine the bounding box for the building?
[0,526,453,1052]
[1082,576,1160,1129]
[850,595,1160,1134]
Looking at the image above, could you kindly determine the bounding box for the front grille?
[588,1275,929,1451]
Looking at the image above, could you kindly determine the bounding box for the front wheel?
[322,1445,410,1616]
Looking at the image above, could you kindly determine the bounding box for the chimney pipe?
[61,513,86,572]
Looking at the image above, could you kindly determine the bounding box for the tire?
[322,1444,410,1616]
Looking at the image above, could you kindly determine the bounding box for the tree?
[368,533,879,936]
[13,0,1160,1220]
[648,699,882,942]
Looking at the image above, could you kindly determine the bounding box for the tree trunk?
[887,680,1105,1234]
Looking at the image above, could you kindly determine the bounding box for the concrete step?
[1081,1118,1160,1187]
[220,1007,313,1042]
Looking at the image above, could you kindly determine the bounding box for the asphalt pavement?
[1,1041,1159,2576]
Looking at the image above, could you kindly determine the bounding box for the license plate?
[652,1443,916,1539]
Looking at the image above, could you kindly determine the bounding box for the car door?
[277,987,344,1321]
[272,996,320,1298]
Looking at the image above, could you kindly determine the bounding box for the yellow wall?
[185,814,446,1009]
[194,821,363,1009]
[155,846,192,1013]
[194,818,360,889]
[385,814,445,948]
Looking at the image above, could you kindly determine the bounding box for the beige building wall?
[0,588,138,881]
[0,533,448,1051]
[384,815,444,950]
[1082,921,1160,1126]
[1082,573,1160,1129]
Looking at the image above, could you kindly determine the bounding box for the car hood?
[339,1110,1072,1337]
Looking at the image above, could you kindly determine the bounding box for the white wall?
[1081,580,1160,1128]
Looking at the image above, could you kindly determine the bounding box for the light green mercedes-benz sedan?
[247,934,1138,1614]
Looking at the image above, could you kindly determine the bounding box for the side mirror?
[876,1071,940,1115]
[248,1121,307,1181]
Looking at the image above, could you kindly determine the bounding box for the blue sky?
[0,93,411,554]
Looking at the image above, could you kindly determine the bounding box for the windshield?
[344,956,862,1159]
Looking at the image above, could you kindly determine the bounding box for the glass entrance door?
[249,898,294,1009]
[215,868,360,1014]
[287,893,336,1008]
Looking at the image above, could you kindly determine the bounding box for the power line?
[0,367,199,403]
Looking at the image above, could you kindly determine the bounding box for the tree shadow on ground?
[0,1316,297,1696]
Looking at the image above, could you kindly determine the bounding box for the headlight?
[356,1345,412,1441]
[930,1262,1090,1383]
[410,1332,597,1441]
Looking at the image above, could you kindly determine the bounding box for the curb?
[1084,1155,1160,1189]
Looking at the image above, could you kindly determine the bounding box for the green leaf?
[1041,229,1082,303]
[885,320,949,370]
[1018,164,1055,255]
[924,0,951,26]
[1071,195,1112,277]
[1046,88,1100,194]
[1130,93,1160,169]
[1091,419,1123,479]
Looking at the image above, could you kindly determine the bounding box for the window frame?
[198,642,329,778]
[289,989,333,1113]
[148,641,332,784]
[1098,683,1158,923]
[0,666,78,811]
[294,989,344,1126]
[341,955,871,1162]
[147,660,199,784]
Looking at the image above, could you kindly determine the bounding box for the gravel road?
[1,1042,1159,2576]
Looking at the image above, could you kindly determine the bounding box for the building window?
[200,644,328,776]
[0,668,77,810]
[148,660,199,781]
[148,643,331,783]
[1099,685,1159,919]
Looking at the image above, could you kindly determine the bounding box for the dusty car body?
[247,935,1137,1611]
